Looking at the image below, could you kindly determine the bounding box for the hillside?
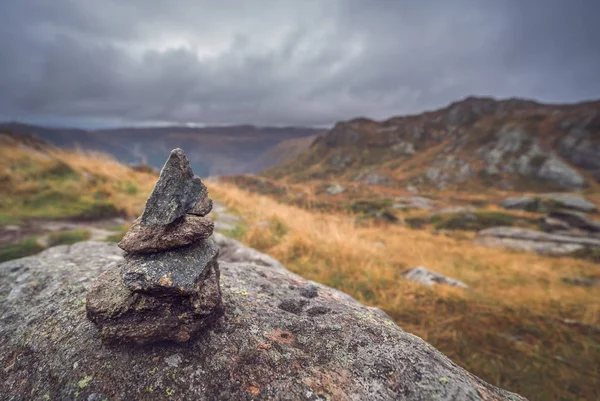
[0,139,598,400]
[1,122,321,176]
[265,97,600,192]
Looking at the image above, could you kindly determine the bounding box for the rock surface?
[140,148,208,226]
[500,194,597,213]
[404,266,469,288]
[476,226,600,255]
[500,197,540,212]
[121,238,219,296]
[87,262,221,344]
[0,241,526,401]
[119,215,214,253]
[548,210,600,233]
[541,193,597,213]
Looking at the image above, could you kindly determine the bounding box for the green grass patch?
[0,237,44,262]
[570,247,600,263]
[46,229,91,247]
[434,211,518,231]
[223,224,248,241]
[407,211,535,231]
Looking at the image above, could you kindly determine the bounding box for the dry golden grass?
[0,137,157,222]
[209,181,600,401]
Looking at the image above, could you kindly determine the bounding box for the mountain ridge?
[264,96,600,192]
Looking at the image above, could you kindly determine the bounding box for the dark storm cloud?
[0,0,599,127]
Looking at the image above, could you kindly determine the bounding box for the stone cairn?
[86,149,221,344]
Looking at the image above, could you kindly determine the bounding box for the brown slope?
[243,134,320,174]
[264,96,600,192]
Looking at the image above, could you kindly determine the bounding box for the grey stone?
[0,241,525,401]
[537,157,585,189]
[326,183,346,195]
[121,237,219,296]
[119,215,214,254]
[393,196,434,210]
[541,193,597,213]
[540,217,572,233]
[404,266,468,288]
[363,173,389,186]
[549,210,600,232]
[86,261,221,344]
[406,185,419,194]
[140,148,208,226]
[500,197,540,211]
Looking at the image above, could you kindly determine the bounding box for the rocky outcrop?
[541,193,597,213]
[0,241,525,400]
[88,149,221,345]
[500,193,597,213]
[265,97,600,192]
[500,197,541,212]
[476,226,600,255]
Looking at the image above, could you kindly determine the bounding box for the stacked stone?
[86,149,221,345]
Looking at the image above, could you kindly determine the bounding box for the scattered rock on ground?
[500,197,540,211]
[326,183,346,195]
[393,196,435,210]
[403,266,469,288]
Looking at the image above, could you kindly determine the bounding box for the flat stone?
[119,215,214,254]
[476,226,600,255]
[393,196,434,210]
[121,238,219,296]
[140,148,208,226]
[500,197,540,211]
[404,266,468,288]
[541,193,597,213]
[87,263,221,345]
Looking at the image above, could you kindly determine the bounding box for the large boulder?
[0,242,525,400]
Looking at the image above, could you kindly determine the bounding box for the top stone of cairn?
[140,148,207,226]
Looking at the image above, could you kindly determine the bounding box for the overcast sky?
[0,0,599,128]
